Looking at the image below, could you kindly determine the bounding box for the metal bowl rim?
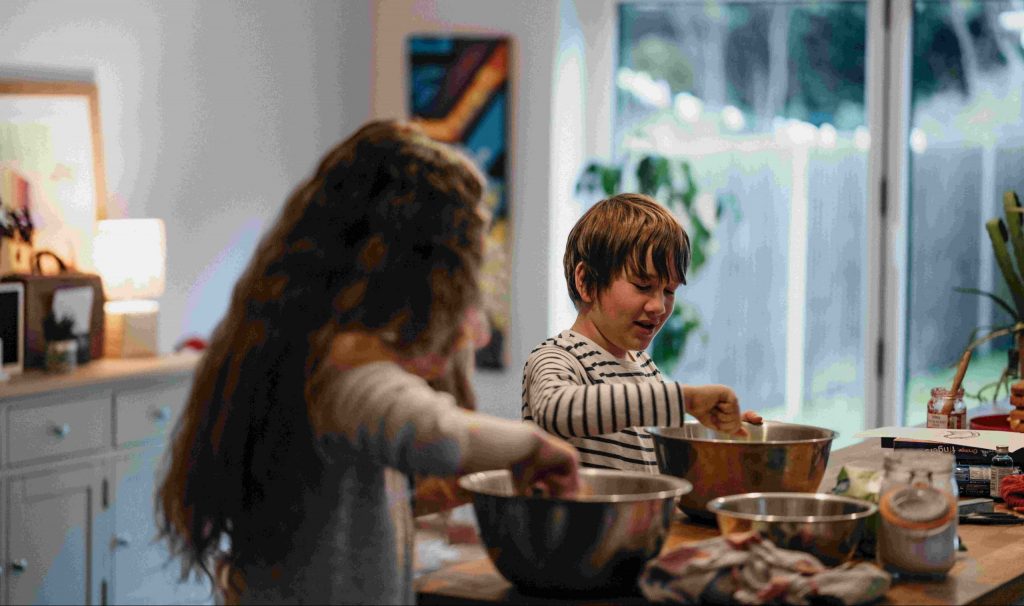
[706,492,878,523]
[458,468,693,503]
[646,421,838,445]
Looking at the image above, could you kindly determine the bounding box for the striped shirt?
[521,330,687,473]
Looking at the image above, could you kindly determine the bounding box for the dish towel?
[1000,474,1024,512]
[638,531,891,605]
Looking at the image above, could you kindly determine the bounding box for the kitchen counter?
[415,437,1024,605]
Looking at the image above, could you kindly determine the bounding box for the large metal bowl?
[707,492,878,564]
[458,468,692,595]
[648,421,836,519]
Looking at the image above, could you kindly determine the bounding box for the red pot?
[969,413,1013,432]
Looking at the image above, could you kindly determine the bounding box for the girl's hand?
[510,430,580,498]
[684,384,750,436]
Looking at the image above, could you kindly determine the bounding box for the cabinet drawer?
[7,395,112,465]
[115,385,189,446]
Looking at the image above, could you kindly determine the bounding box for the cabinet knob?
[151,406,172,422]
[50,423,71,438]
[113,534,132,548]
[10,559,28,573]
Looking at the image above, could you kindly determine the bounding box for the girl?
[157,120,579,604]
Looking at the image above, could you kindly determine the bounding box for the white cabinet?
[5,464,107,605]
[0,354,211,605]
[111,447,209,605]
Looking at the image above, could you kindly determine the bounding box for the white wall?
[0,0,617,420]
[372,0,614,420]
[549,0,616,336]
[0,0,373,353]
[373,0,559,420]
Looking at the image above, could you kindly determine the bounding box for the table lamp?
[92,218,166,357]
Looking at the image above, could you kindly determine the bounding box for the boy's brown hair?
[564,193,690,309]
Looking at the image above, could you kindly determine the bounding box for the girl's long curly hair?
[156,120,486,584]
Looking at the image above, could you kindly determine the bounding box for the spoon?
[943,349,972,414]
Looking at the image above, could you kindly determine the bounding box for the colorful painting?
[407,36,510,369]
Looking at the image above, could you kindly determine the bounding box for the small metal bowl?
[459,468,691,595]
[649,421,836,519]
[707,492,878,564]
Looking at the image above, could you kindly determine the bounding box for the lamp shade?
[93,219,166,300]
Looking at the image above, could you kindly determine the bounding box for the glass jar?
[877,451,958,578]
[926,387,965,429]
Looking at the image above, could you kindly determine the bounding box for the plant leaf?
[985,218,1024,316]
[954,286,1020,320]
[600,166,621,196]
[680,161,697,211]
[636,156,670,198]
[1005,190,1024,281]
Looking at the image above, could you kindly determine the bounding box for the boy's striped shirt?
[521,330,686,472]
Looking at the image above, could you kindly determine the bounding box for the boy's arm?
[525,346,686,438]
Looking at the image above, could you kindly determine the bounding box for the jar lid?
[883,450,955,473]
[930,386,964,398]
[879,485,956,530]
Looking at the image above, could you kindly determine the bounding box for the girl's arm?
[317,361,577,495]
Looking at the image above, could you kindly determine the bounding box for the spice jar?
[926,387,965,429]
[877,451,958,578]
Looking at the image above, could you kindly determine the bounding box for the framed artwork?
[407,35,511,369]
[0,80,107,272]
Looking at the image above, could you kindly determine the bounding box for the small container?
[44,339,78,374]
[955,464,992,498]
[877,451,958,578]
[927,387,966,429]
[990,446,1015,500]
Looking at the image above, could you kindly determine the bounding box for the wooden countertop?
[0,352,201,400]
[415,438,1024,605]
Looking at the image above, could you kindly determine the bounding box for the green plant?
[43,312,76,342]
[575,155,739,373]
[956,190,1024,403]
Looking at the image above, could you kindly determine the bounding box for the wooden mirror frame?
[0,79,107,271]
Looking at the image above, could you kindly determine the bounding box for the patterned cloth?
[638,532,891,605]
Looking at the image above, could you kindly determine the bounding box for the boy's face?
[573,252,681,358]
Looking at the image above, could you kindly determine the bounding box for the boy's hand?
[511,430,580,498]
[742,410,764,426]
[685,384,750,436]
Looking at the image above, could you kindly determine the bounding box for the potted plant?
[955,190,1024,404]
[576,154,739,373]
[43,312,78,373]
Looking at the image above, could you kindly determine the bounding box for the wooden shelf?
[0,352,201,401]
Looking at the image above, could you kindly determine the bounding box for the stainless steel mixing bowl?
[707,492,878,564]
[458,468,692,595]
[648,421,836,519]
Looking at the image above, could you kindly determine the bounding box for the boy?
[522,193,761,472]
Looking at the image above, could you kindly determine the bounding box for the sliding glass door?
[617,1,873,446]
[904,0,1024,425]
[615,0,1024,441]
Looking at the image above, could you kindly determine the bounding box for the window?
[616,0,1024,445]
[905,0,1024,426]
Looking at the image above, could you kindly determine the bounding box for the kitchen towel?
[1000,474,1024,512]
[638,531,891,605]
